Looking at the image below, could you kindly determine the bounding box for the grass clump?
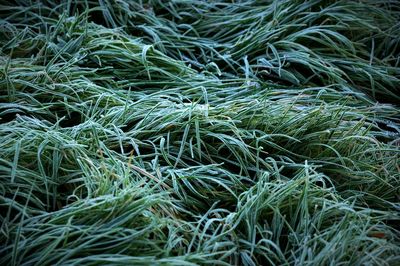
[0,0,400,265]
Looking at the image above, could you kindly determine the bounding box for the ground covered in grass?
[0,0,400,265]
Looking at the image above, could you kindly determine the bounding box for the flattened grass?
[0,0,399,265]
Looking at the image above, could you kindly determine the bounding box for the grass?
[0,0,399,265]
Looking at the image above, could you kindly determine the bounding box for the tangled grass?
[0,0,399,265]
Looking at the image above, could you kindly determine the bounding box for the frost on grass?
[0,1,399,265]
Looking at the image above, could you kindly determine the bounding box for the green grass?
[0,0,399,265]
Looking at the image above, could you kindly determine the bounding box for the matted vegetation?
[0,0,399,265]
